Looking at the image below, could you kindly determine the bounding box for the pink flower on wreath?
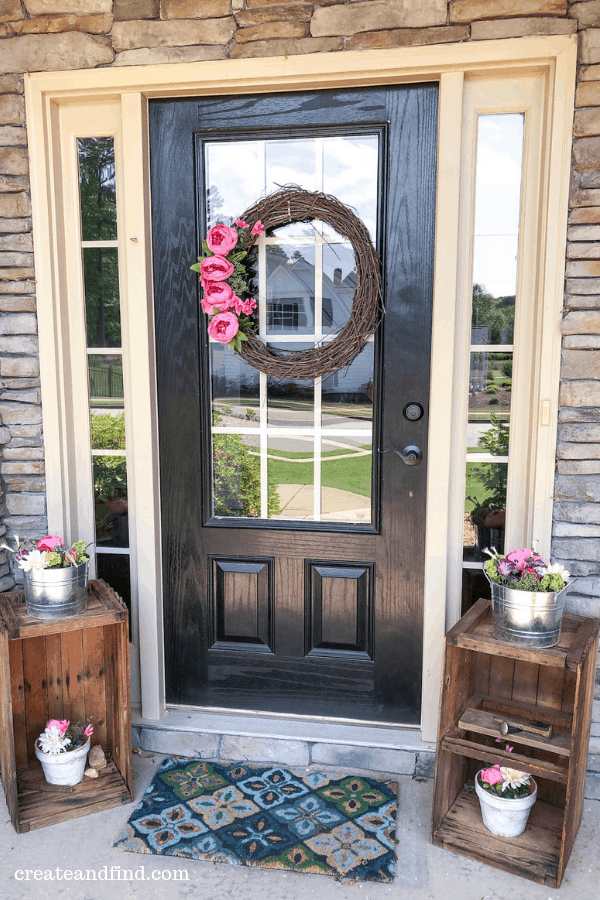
[232,295,256,316]
[251,220,264,236]
[201,280,234,312]
[208,311,239,344]
[235,219,249,229]
[206,224,238,256]
[480,765,503,785]
[84,725,93,737]
[200,255,234,282]
[37,535,63,552]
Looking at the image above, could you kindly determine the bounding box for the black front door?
[150,85,437,724]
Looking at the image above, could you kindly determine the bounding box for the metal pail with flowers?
[1,534,91,620]
[24,561,88,620]
[484,547,572,649]
[475,766,537,837]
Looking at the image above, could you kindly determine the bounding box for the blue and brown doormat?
[114,757,398,882]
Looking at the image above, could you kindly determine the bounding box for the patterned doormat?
[114,757,398,882]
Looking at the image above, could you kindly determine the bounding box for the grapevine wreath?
[192,186,382,380]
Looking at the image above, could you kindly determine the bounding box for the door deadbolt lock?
[400,445,422,466]
[403,402,424,422]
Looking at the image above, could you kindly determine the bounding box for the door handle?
[400,445,422,466]
[379,446,423,466]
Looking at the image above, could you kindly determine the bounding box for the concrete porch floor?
[1,752,600,900]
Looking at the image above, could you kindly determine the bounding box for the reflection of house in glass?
[210,244,374,399]
[469,325,490,392]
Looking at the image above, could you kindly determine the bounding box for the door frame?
[25,35,576,740]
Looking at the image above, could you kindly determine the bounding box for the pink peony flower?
[480,765,503,785]
[200,255,234,282]
[84,724,93,737]
[235,219,249,229]
[58,720,70,735]
[37,535,63,552]
[208,312,240,344]
[251,220,264,236]
[202,280,234,312]
[206,224,238,256]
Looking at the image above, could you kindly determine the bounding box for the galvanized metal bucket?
[24,561,88,620]
[487,576,568,649]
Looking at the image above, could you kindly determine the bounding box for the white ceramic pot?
[475,771,537,837]
[35,737,90,786]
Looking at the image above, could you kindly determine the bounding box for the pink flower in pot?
[37,535,63,552]
[480,765,503,786]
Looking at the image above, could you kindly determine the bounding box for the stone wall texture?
[0,0,599,741]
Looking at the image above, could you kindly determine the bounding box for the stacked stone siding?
[0,0,598,744]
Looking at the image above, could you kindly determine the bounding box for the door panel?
[150,85,438,723]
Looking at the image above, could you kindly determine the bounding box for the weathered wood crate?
[431,597,599,888]
[0,579,133,833]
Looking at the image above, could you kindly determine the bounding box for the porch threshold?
[132,708,435,779]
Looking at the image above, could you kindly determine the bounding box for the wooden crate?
[0,579,133,832]
[431,597,599,888]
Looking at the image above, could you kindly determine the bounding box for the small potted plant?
[483,546,572,648]
[1,535,91,620]
[35,718,94,787]
[475,760,537,837]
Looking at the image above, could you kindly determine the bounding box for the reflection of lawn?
[268,447,372,497]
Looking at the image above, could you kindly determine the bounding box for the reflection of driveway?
[467,422,492,447]
[274,484,370,522]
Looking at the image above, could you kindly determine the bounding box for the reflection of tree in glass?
[472,283,515,344]
[91,414,127,542]
[206,185,224,228]
[212,409,279,517]
[78,138,120,347]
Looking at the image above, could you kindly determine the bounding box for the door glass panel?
[205,134,378,525]
[88,354,124,403]
[463,111,523,609]
[77,137,117,241]
[93,455,128,547]
[211,344,260,429]
[83,247,121,347]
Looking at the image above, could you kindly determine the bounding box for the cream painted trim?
[422,71,465,743]
[26,36,573,98]
[25,35,576,734]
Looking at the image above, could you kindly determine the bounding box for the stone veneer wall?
[0,0,599,759]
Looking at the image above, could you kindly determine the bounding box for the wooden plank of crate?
[457,707,571,756]
[433,790,562,887]
[89,580,128,618]
[16,759,131,832]
[565,617,599,671]
[479,696,573,729]
[488,654,515,703]
[22,635,49,766]
[536,664,565,711]
[440,731,569,783]
[474,652,491,696]
[103,624,117,765]
[512,659,540,706]
[113,617,133,798]
[558,626,599,886]
[82,625,108,750]
[0,592,21,638]
[45,633,64,721]
[456,632,568,668]
[445,597,490,645]
[60,630,85,727]
[9,639,27,768]
[0,619,19,831]
[431,748,466,835]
